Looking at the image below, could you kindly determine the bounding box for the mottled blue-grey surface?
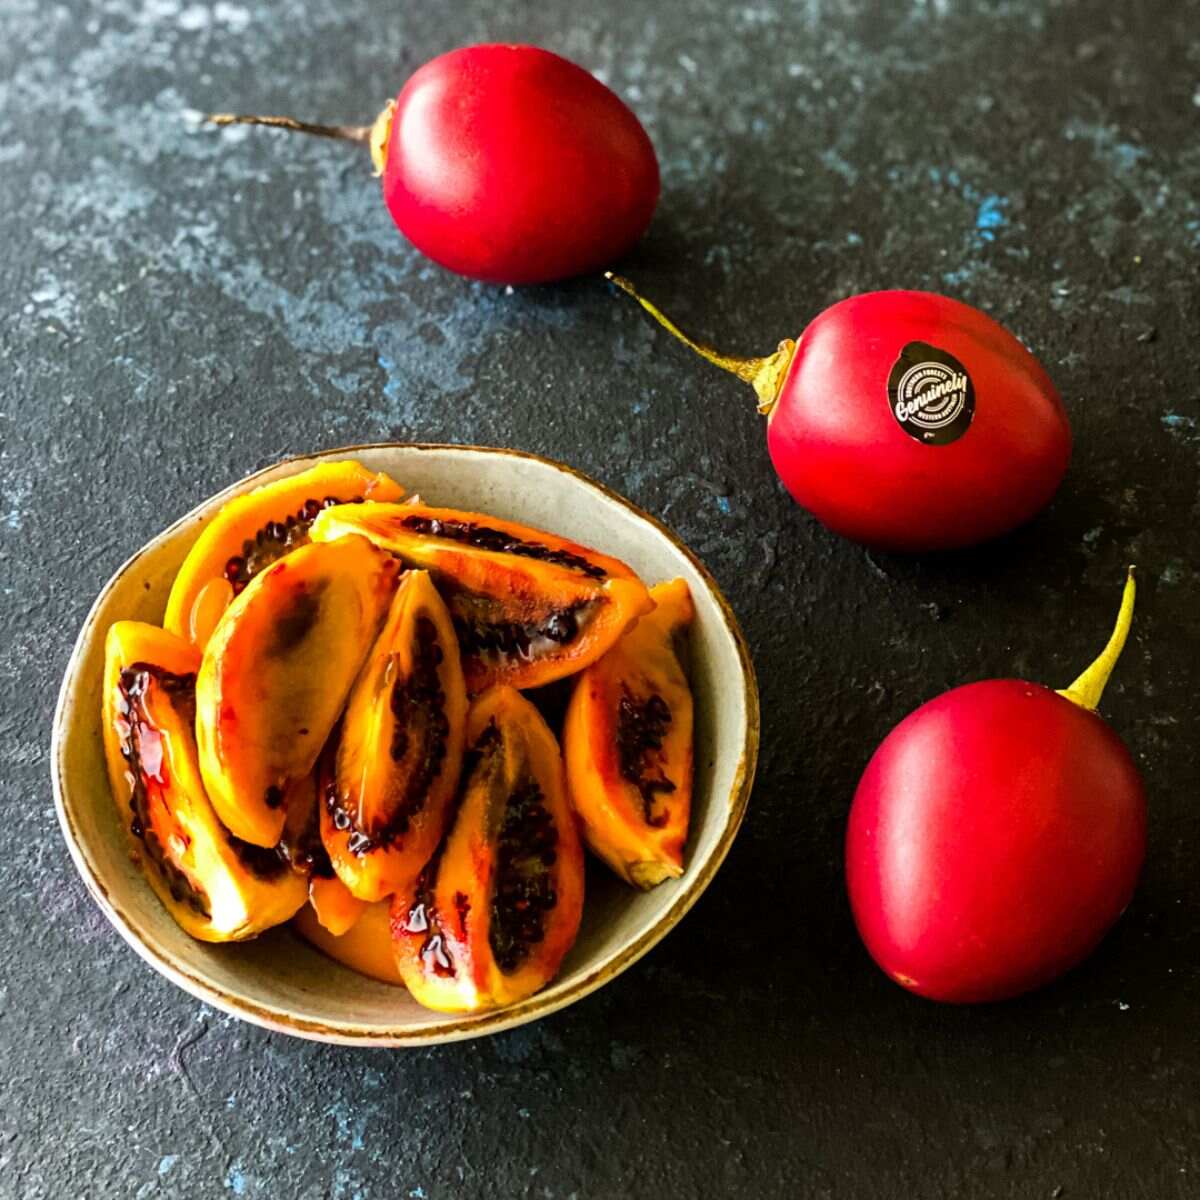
[3,0,1199,1196]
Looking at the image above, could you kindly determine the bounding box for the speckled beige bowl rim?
[52,443,760,1046]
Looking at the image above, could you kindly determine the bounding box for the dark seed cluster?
[453,602,583,663]
[227,834,291,881]
[118,665,210,916]
[280,784,335,879]
[401,514,607,580]
[617,687,677,827]
[386,614,450,821]
[324,615,451,854]
[223,494,362,594]
[489,779,559,975]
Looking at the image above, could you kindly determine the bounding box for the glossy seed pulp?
[400,514,608,579]
[117,664,210,915]
[117,665,293,916]
[223,495,361,595]
[490,777,559,973]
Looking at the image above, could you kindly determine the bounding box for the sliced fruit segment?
[195,535,398,848]
[324,570,468,901]
[564,578,695,888]
[310,502,653,692]
[308,875,368,936]
[102,621,307,942]
[390,686,584,1013]
[276,757,367,935]
[294,900,404,985]
[165,460,404,650]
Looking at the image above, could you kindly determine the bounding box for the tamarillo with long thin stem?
[207,44,660,285]
[607,275,1071,552]
[845,569,1146,1003]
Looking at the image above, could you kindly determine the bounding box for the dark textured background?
[3,0,1199,1196]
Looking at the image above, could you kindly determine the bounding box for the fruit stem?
[206,113,372,143]
[605,272,796,416]
[205,102,396,175]
[1057,567,1137,712]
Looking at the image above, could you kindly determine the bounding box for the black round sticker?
[887,341,975,445]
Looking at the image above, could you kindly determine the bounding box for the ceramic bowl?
[52,444,759,1046]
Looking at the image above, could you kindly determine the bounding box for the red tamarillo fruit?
[845,569,1146,1003]
[607,277,1071,552]
[207,44,660,285]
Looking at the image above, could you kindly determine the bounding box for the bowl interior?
[53,445,757,1045]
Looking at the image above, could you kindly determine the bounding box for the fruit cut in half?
[102,621,308,941]
[164,461,403,650]
[564,578,695,888]
[294,900,404,985]
[390,686,585,1012]
[310,502,653,692]
[195,535,398,848]
[324,570,468,901]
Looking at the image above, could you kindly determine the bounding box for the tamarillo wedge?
[195,535,399,848]
[102,621,307,942]
[564,578,695,889]
[294,900,404,985]
[310,502,653,692]
[277,759,367,935]
[390,686,584,1013]
[323,570,468,902]
[307,875,368,936]
[165,460,403,651]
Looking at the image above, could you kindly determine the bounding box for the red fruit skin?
[766,291,1071,551]
[381,45,660,285]
[845,680,1146,1003]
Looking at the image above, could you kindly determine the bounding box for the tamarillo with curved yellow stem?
[607,275,1071,552]
[845,570,1145,1003]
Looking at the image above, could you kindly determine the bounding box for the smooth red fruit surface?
[766,291,1070,551]
[381,45,660,284]
[846,680,1145,1003]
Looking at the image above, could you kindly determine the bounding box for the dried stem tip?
[206,113,372,144]
[205,102,396,176]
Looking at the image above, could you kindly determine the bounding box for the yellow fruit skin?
[102,621,307,942]
[564,579,695,889]
[164,460,403,651]
[195,535,398,848]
